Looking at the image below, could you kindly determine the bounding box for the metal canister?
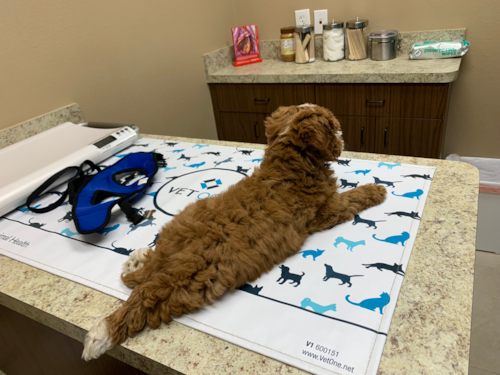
[369,30,399,61]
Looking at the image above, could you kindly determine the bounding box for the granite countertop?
[0,105,478,374]
[204,29,466,84]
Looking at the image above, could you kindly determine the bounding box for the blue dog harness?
[27,152,165,234]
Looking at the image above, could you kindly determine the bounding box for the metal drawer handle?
[366,100,385,104]
[360,127,364,146]
[254,98,270,103]
[384,127,388,147]
[254,122,259,138]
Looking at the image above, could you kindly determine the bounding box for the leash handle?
[27,160,101,214]
[27,166,79,213]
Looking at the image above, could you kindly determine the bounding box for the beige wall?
[0,0,234,139]
[233,0,500,158]
[2,1,499,158]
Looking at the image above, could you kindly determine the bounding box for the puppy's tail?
[83,261,228,361]
[82,284,171,361]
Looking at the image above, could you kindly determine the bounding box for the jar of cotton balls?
[323,20,344,61]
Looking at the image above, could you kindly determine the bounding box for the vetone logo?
[154,169,245,216]
[200,179,222,190]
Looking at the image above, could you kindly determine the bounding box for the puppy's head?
[265,104,344,162]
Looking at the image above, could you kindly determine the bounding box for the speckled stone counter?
[204,29,466,84]
[0,108,477,374]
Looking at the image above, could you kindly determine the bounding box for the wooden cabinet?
[209,82,450,158]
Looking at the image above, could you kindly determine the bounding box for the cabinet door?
[336,116,376,153]
[219,112,269,144]
[374,118,444,158]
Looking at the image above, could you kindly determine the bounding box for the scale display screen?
[94,135,117,149]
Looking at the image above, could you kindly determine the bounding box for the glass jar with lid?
[280,26,296,62]
[323,20,344,61]
[294,25,315,63]
[345,18,369,60]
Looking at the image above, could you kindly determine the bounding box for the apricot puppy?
[82,104,386,360]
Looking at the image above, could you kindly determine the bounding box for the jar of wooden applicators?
[294,25,315,64]
[345,18,369,60]
[280,26,296,62]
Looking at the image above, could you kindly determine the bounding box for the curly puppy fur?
[82,105,386,360]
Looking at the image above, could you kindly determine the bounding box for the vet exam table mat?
[0,138,435,375]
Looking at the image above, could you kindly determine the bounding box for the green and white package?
[409,39,469,59]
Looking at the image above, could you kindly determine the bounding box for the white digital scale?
[0,122,138,216]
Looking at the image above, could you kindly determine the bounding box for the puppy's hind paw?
[122,247,150,276]
[82,317,113,361]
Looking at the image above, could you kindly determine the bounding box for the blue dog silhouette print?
[297,249,325,261]
[97,224,120,236]
[346,169,371,176]
[246,158,263,163]
[162,166,177,172]
[18,204,41,213]
[372,231,410,246]
[61,228,79,237]
[184,162,205,169]
[378,162,401,169]
[334,236,365,251]
[345,292,390,314]
[301,298,337,314]
[192,144,209,149]
[392,189,424,200]
[171,149,185,153]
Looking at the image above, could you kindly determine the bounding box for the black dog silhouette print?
[352,215,385,229]
[276,265,304,287]
[323,264,363,287]
[238,284,263,295]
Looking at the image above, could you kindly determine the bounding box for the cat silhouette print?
[345,293,390,314]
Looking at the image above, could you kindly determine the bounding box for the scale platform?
[0,122,138,216]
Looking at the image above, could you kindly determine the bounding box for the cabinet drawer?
[316,83,448,119]
[216,84,315,113]
[219,112,269,144]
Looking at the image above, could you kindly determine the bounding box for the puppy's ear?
[289,108,325,150]
[265,106,297,143]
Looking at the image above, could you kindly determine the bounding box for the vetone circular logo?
[154,168,247,216]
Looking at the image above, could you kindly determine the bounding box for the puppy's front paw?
[360,184,387,206]
[122,247,150,276]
